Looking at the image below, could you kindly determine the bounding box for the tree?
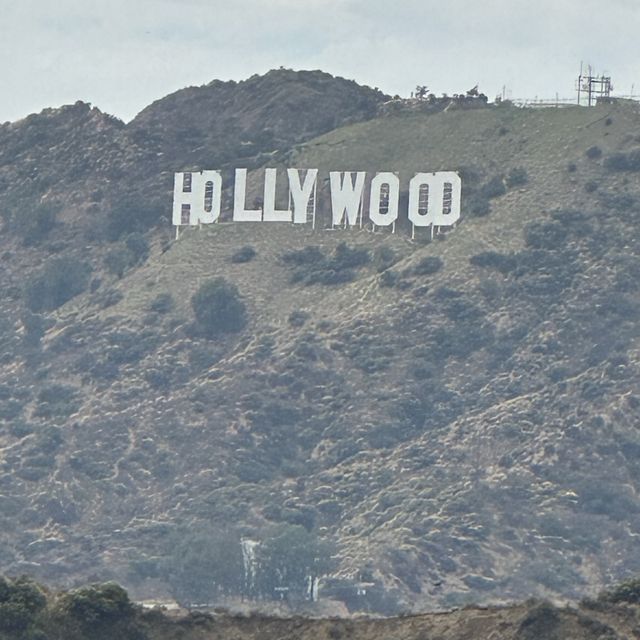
[191,278,247,337]
[257,525,334,600]
[0,576,47,636]
[57,583,133,626]
[104,247,131,279]
[124,232,149,264]
[163,529,244,606]
[52,582,143,640]
[24,257,91,312]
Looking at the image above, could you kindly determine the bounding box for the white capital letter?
[330,171,366,227]
[288,169,318,224]
[233,169,262,222]
[173,170,222,226]
[263,168,292,222]
[369,172,399,227]
[408,172,462,227]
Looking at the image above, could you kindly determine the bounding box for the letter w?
[330,172,366,227]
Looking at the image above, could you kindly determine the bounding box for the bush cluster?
[603,148,640,172]
[191,278,247,337]
[24,257,91,312]
[104,232,149,278]
[282,243,370,285]
[229,245,256,263]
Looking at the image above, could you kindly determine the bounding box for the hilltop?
[1,70,640,613]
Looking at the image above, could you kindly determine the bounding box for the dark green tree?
[24,257,91,312]
[163,529,244,606]
[191,278,247,337]
[104,247,131,279]
[0,576,47,637]
[257,525,333,600]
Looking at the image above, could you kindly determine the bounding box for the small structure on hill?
[577,64,613,106]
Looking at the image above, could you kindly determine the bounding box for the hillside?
[1,71,640,612]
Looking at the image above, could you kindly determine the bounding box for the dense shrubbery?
[52,583,143,640]
[162,530,244,605]
[372,246,398,272]
[104,233,150,278]
[104,247,131,279]
[149,292,174,314]
[480,175,506,200]
[105,194,161,241]
[413,256,443,275]
[600,577,640,604]
[34,384,79,419]
[256,525,334,601]
[603,148,640,172]
[24,257,91,312]
[19,202,60,246]
[161,524,333,607]
[281,243,370,285]
[21,312,47,348]
[57,583,133,627]
[0,576,46,637]
[523,221,568,250]
[191,278,247,336]
[470,251,517,274]
[585,145,602,159]
[229,245,256,263]
[468,197,491,217]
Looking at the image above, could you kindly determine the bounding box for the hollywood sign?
[172,169,461,231]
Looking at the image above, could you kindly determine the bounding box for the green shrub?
[257,525,334,599]
[601,577,640,603]
[192,278,247,336]
[288,310,309,327]
[585,145,602,159]
[373,246,398,272]
[282,244,369,286]
[56,582,134,629]
[480,175,506,199]
[332,243,370,269]
[34,384,79,419]
[379,270,398,287]
[230,245,256,263]
[104,233,149,278]
[0,576,47,635]
[149,292,174,314]
[281,245,325,266]
[469,198,491,217]
[604,149,640,172]
[104,247,131,279]
[470,251,517,274]
[105,194,160,241]
[162,529,244,605]
[24,257,91,312]
[124,232,149,264]
[413,256,443,275]
[524,221,568,250]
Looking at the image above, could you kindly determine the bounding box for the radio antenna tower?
[577,63,613,106]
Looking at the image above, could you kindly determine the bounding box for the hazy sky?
[1,0,638,123]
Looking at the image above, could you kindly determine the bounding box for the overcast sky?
[1,0,638,124]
